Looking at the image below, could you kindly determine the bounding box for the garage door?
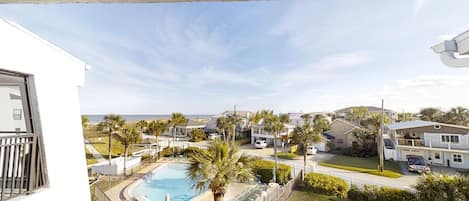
[399,149,424,161]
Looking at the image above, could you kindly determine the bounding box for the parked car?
[208,133,221,140]
[254,140,267,149]
[306,145,318,155]
[407,155,431,174]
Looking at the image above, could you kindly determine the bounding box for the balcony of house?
[397,138,425,147]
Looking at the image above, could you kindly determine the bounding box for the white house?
[250,120,295,146]
[386,120,469,169]
[205,110,253,133]
[0,19,90,200]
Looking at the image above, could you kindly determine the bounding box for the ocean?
[84,114,214,124]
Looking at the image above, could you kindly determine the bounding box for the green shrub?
[159,146,184,157]
[348,185,417,201]
[415,174,469,201]
[275,152,298,160]
[184,146,203,156]
[290,145,298,154]
[303,172,349,198]
[252,159,291,184]
[190,129,206,142]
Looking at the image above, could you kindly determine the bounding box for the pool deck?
[105,157,254,201]
[105,158,188,201]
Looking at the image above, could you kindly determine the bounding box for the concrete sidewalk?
[85,139,107,164]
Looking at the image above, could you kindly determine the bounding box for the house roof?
[332,118,361,128]
[334,106,394,114]
[387,120,469,130]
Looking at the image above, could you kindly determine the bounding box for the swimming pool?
[131,163,200,201]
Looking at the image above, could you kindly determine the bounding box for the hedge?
[275,152,298,160]
[303,172,349,198]
[159,146,184,157]
[348,185,417,201]
[290,145,298,154]
[252,159,291,184]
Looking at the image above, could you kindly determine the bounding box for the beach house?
[385,120,469,169]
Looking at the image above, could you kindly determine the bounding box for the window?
[0,71,48,200]
[13,108,22,120]
[435,153,440,160]
[441,135,459,143]
[434,125,441,129]
[453,154,463,163]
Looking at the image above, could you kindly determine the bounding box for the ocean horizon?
[84,114,214,123]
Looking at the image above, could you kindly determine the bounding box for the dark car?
[407,155,431,174]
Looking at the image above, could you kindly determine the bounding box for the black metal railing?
[0,134,47,200]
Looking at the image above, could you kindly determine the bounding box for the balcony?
[397,138,425,147]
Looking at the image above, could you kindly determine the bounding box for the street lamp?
[432,30,469,67]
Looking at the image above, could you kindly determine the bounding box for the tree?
[216,117,228,143]
[444,106,469,126]
[248,111,263,136]
[135,120,148,133]
[187,141,253,201]
[262,110,289,183]
[347,106,369,123]
[292,115,321,180]
[226,115,242,145]
[120,126,141,175]
[351,128,376,156]
[97,114,125,165]
[419,107,444,122]
[147,120,168,159]
[170,113,186,157]
[397,112,417,122]
[313,114,330,131]
[81,115,89,129]
[190,128,206,142]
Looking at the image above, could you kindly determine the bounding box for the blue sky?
[2,0,469,114]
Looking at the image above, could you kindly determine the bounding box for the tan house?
[329,119,361,149]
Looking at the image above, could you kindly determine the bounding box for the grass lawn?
[274,152,299,160]
[319,155,402,178]
[85,148,98,165]
[88,136,125,158]
[288,190,345,201]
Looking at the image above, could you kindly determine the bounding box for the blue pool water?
[131,163,199,201]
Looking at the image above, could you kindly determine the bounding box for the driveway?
[238,145,419,190]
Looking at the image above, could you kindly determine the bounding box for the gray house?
[386,120,469,169]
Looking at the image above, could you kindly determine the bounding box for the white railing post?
[411,140,415,147]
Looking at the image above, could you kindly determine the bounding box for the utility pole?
[378,99,385,172]
[233,104,237,145]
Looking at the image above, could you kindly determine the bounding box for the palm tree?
[216,117,228,143]
[227,115,242,146]
[120,126,141,175]
[262,110,289,183]
[170,113,186,157]
[292,118,320,180]
[187,141,254,201]
[81,115,89,129]
[135,120,148,133]
[97,114,126,165]
[147,120,168,160]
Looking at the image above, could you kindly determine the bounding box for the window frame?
[0,69,49,199]
[453,154,463,164]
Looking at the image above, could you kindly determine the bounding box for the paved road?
[240,147,419,190]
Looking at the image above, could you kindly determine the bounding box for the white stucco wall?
[0,19,90,201]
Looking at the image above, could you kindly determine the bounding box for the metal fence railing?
[0,134,47,201]
[233,170,302,201]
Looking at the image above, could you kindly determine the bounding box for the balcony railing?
[0,134,47,201]
[397,138,425,147]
